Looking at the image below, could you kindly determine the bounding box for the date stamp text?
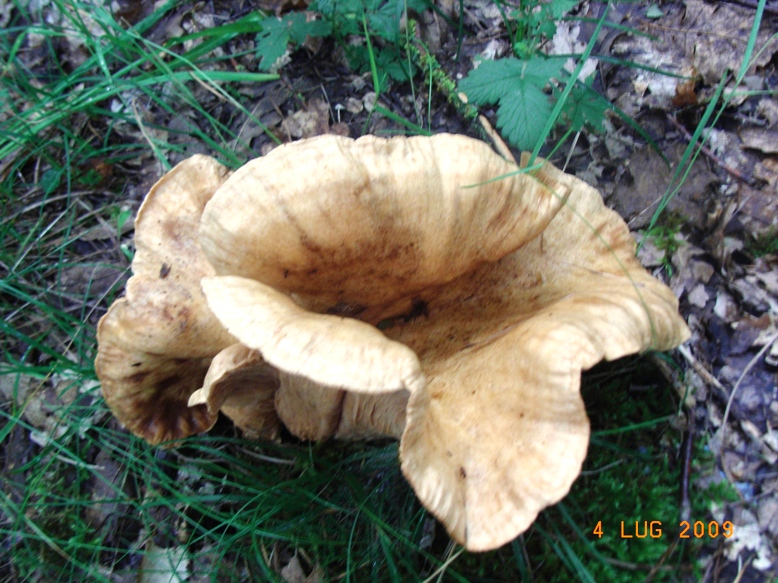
[592,520,734,539]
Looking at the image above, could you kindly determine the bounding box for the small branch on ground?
[478,115,516,164]
[667,115,756,186]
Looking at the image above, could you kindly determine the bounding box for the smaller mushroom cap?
[188,343,280,440]
[97,326,215,444]
[96,155,236,444]
[200,275,426,394]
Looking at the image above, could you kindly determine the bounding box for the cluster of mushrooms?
[96,134,689,551]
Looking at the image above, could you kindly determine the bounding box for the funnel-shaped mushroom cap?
[198,134,570,308]
[97,134,689,551]
[95,155,236,444]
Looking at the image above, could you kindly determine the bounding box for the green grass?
[0,0,740,581]
[746,229,778,258]
[2,358,715,581]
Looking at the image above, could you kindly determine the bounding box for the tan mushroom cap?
[96,155,236,444]
[96,135,690,552]
[200,275,426,394]
[96,328,214,444]
[394,155,690,551]
[198,134,570,308]
[194,135,687,550]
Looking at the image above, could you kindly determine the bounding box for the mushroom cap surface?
[201,276,426,394]
[395,154,689,550]
[95,155,235,444]
[194,135,688,550]
[198,134,569,308]
[188,343,280,440]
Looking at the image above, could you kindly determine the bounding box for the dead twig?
[648,351,690,403]
[646,351,693,524]
[720,332,778,434]
[667,115,756,186]
[716,333,778,483]
[131,98,167,172]
[680,425,693,523]
[478,115,516,164]
[677,344,729,397]
[644,537,681,582]
[732,554,754,583]
[422,546,464,583]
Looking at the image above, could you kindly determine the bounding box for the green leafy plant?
[253,0,427,84]
[255,12,332,70]
[459,0,609,151]
[508,0,580,58]
[645,214,685,275]
[315,0,427,78]
[459,56,567,149]
[746,229,778,258]
[459,56,609,151]
[558,79,610,135]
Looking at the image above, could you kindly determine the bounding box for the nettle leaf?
[562,83,609,132]
[256,14,331,71]
[316,0,363,33]
[256,19,289,70]
[376,46,415,81]
[535,19,558,39]
[345,44,414,84]
[459,56,566,150]
[314,0,425,39]
[459,57,564,104]
[312,0,337,17]
[495,83,553,150]
[289,15,331,43]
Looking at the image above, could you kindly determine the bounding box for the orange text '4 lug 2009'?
[592,520,735,539]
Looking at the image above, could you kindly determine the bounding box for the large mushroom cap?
[395,154,689,550]
[193,135,688,550]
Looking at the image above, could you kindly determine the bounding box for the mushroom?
[95,156,283,444]
[96,134,689,551]
[95,155,237,444]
